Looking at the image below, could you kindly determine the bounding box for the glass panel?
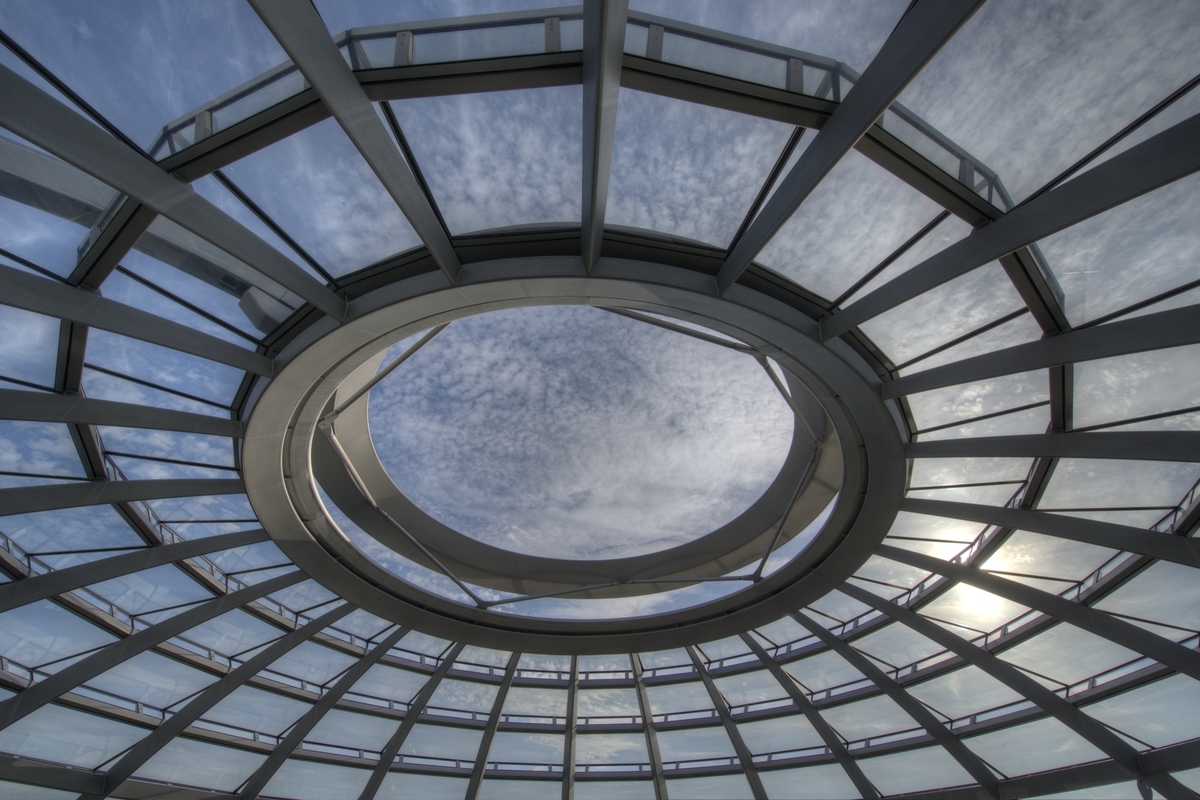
[376,772,469,800]
[965,716,1107,777]
[0,306,59,389]
[348,663,429,706]
[713,669,788,708]
[0,421,85,487]
[662,32,786,89]
[487,731,564,765]
[1039,171,1200,325]
[219,117,422,277]
[306,708,400,753]
[502,687,568,721]
[916,584,1033,637]
[856,745,975,795]
[901,311,1043,375]
[607,88,794,247]
[851,621,944,669]
[0,704,145,768]
[575,781,656,800]
[758,763,860,800]
[0,195,92,279]
[916,403,1051,443]
[1094,561,1200,642]
[656,725,736,765]
[262,759,371,800]
[265,641,356,686]
[578,688,641,723]
[858,263,1024,367]
[665,773,753,800]
[0,1,289,149]
[178,608,286,660]
[906,664,1024,721]
[1082,673,1200,749]
[201,685,312,737]
[646,681,715,719]
[1074,344,1200,431]
[851,213,975,300]
[85,651,215,711]
[759,149,944,302]
[135,736,266,793]
[807,589,874,626]
[631,0,908,71]
[998,623,1140,687]
[575,732,648,766]
[851,553,932,593]
[737,714,823,756]
[314,1,554,32]
[0,504,144,569]
[413,23,546,64]
[981,531,1118,588]
[0,781,76,800]
[427,678,500,716]
[906,371,1050,431]
[891,0,1200,205]
[820,693,919,743]
[401,723,483,762]
[85,330,244,406]
[782,650,865,695]
[392,86,581,235]
[1039,459,1200,528]
[0,600,117,671]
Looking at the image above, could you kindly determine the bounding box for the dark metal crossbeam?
[0,478,245,517]
[581,0,628,270]
[0,389,246,439]
[907,431,1200,463]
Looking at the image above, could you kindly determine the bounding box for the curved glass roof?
[0,1,1199,799]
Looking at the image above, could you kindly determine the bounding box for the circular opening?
[365,305,796,560]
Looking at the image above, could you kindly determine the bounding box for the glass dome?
[0,1,1198,799]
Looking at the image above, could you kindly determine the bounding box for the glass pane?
[401,723,483,762]
[427,678,500,716]
[656,726,735,765]
[487,731,564,766]
[782,650,865,695]
[906,371,1049,431]
[0,599,117,670]
[820,693,919,743]
[0,421,85,487]
[631,0,908,71]
[646,681,715,718]
[85,329,244,406]
[0,306,59,389]
[998,623,1140,687]
[219,117,422,277]
[665,773,753,800]
[856,745,974,795]
[737,714,823,756]
[981,530,1118,588]
[314,1,554,33]
[1039,171,1200,325]
[916,584,1032,636]
[0,504,143,568]
[906,664,1024,721]
[377,772,469,800]
[1038,459,1200,527]
[662,32,786,89]
[306,709,400,753]
[0,1,289,150]
[575,732,648,765]
[135,736,266,793]
[201,685,311,737]
[713,669,788,708]
[578,688,641,723]
[1094,562,1200,643]
[892,0,1200,205]
[575,781,656,800]
[758,764,860,800]
[348,663,429,706]
[965,717,1107,777]
[478,780,560,800]
[262,759,371,800]
[759,149,944,302]
[0,704,144,768]
[392,86,581,235]
[1082,674,1200,748]
[1074,344,1200,431]
[607,89,793,247]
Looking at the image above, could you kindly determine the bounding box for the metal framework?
[0,1,1198,798]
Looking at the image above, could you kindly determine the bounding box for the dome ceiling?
[0,1,1198,799]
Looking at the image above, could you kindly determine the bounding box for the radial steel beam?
[0,478,244,517]
[581,0,627,270]
[0,389,247,438]
[716,0,983,293]
[792,611,1001,798]
[466,653,520,800]
[0,67,345,321]
[358,642,465,800]
[901,498,1200,568]
[0,570,302,732]
[838,582,1199,800]
[237,626,409,799]
[739,634,879,798]
[250,0,460,284]
[0,264,273,376]
[84,603,354,800]
[0,529,269,614]
[825,111,1200,339]
[908,431,1200,463]
[686,646,767,800]
[884,302,1200,398]
[563,655,579,800]
[631,653,668,800]
[876,544,1200,681]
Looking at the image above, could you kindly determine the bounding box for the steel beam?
[563,655,579,800]
[907,431,1200,463]
[825,112,1200,339]
[237,626,409,799]
[0,389,246,438]
[0,65,345,320]
[0,264,273,376]
[250,0,460,284]
[358,642,465,800]
[85,603,354,799]
[792,611,1001,798]
[716,0,983,292]
[884,303,1200,398]
[740,633,879,798]
[686,646,767,800]
[581,0,627,270]
[0,529,268,615]
[838,582,1199,800]
[0,570,302,732]
[876,544,1200,681]
[0,478,244,517]
[631,653,668,800]
[466,653,520,800]
[901,498,1200,568]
